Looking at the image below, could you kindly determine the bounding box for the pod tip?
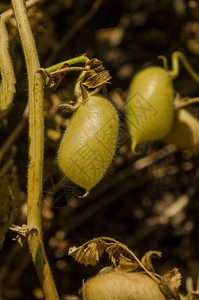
[78,190,90,198]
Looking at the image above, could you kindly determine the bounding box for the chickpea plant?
[0,1,118,298]
[2,1,199,300]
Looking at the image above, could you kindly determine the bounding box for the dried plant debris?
[83,58,111,92]
[141,250,162,273]
[68,237,182,300]
[68,238,107,266]
[159,268,182,300]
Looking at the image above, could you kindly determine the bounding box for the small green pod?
[58,94,118,194]
[126,67,173,150]
[164,108,199,149]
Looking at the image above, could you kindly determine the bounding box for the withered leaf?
[82,242,101,266]
[118,254,139,272]
[141,250,162,273]
[58,102,79,113]
[105,243,123,266]
[163,268,182,289]
[68,240,107,266]
[160,268,182,300]
[83,70,111,89]
[96,239,107,258]
[68,245,85,264]
[86,58,104,71]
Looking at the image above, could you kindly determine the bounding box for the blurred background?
[1,0,199,299]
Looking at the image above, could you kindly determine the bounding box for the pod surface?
[83,271,166,300]
[164,108,199,149]
[126,66,173,149]
[58,95,118,192]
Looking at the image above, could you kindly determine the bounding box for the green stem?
[74,70,87,97]
[46,55,89,73]
[11,0,59,299]
[171,51,199,83]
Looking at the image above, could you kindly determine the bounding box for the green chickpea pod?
[58,94,118,195]
[126,52,199,151]
[126,66,173,150]
[164,108,199,149]
[83,271,167,300]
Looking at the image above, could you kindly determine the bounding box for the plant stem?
[174,97,199,110]
[171,51,199,83]
[0,17,16,110]
[46,54,89,72]
[11,0,59,299]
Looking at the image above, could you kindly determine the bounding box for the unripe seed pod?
[58,94,118,193]
[126,67,173,150]
[164,108,199,149]
[83,271,166,300]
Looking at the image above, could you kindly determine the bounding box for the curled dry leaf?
[83,58,111,90]
[69,237,182,300]
[159,268,182,300]
[117,253,139,272]
[141,250,162,273]
[68,237,158,272]
[105,243,123,266]
[68,239,107,266]
[83,70,111,89]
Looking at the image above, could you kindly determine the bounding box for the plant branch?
[11,0,59,299]
[1,0,40,22]
[171,51,199,83]
[46,54,89,73]
[0,17,16,110]
[174,97,199,110]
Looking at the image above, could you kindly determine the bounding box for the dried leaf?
[118,254,139,272]
[68,245,85,264]
[86,58,104,71]
[83,70,111,89]
[96,239,107,258]
[11,225,37,247]
[83,58,111,91]
[105,243,123,266]
[141,250,162,273]
[159,268,182,300]
[68,239,107,266]
[82,242,101,266]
